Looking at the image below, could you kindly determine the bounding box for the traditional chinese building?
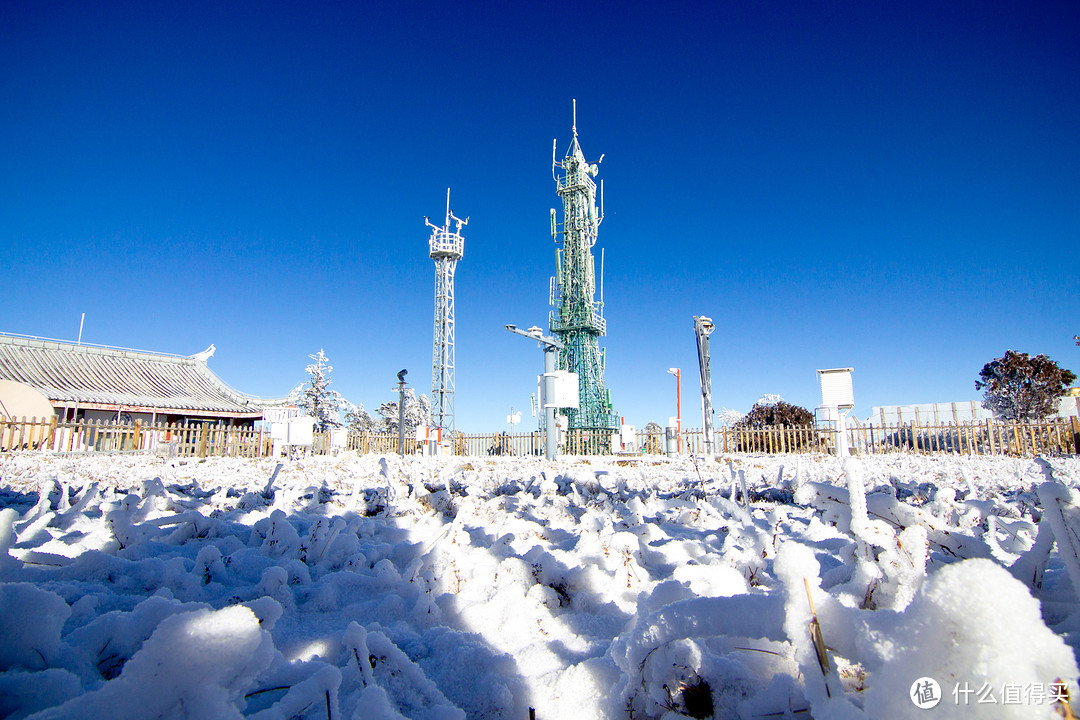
[0,333,289,426]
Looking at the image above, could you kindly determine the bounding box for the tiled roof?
[0,334,288,417]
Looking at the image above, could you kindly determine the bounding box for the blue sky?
[2,1,1078,431]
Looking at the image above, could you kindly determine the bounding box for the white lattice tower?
[426,189,467,438]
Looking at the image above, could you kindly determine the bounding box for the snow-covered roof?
[0,333,288,418]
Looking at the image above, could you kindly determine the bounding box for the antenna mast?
[549,100,618,453]
[426,189,467,443]
[694,316,716,458]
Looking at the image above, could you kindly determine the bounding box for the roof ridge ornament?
[192,344,216,362]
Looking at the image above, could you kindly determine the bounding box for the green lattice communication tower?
[549,102,618,449]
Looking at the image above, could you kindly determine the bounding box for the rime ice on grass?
[0,451,1077,719]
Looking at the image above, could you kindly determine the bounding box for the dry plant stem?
[805,577,833,698]
[1054,677,1077,719]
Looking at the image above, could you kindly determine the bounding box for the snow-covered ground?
[1,450,1080,719]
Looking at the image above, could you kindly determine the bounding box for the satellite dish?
[589,164,598,176]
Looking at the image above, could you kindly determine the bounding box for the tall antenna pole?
[694,316,716,458]
[426,190,467,447]
[549,101,618,453]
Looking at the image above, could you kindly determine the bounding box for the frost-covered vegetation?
[976,350,1076,421]
[1,451,1079,719]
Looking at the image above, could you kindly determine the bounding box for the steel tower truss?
[549,104,618,445]
[426,189,467,439]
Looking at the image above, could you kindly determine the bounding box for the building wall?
[869,396,1080,425]
[64,407,256,427]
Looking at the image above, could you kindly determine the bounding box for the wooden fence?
[845,416,1080,457]
[2,415,1079,459]
[645,417,1080,457]
[0,416,275,458]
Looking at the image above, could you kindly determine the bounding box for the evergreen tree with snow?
[643,421,663,454]
[733,395,815,451]
[342,401,376,433]
[375,389,431,436]
[976,350,1076,421]
[736,395,814,428]
[295,349,345,432]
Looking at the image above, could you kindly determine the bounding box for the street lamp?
[667,367,681,452]
[396,369,408,456]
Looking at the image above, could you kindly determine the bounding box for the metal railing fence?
[2,415,1078,459]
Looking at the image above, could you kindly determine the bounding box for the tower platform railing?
[429,231,464,259]
[556,173,596,194]
[549,309,606,335]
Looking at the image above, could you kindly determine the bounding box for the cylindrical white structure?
[665,426,678,458]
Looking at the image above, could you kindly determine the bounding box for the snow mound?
[28,605,276,720]
[865,558,1079,719]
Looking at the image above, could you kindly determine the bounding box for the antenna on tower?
[600,247,604,308]
[572,98,577,136]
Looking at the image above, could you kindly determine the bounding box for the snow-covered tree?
[735,396,814,428]
[375,389,431,436]
[294,350,345,432]
[976,350,1076,421]
[716,407,745,428]
[643,421,663,454]
[755,393,785,407]
[342,401,375,433]
[732,395,815,452]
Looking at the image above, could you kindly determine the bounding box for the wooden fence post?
[27,416,38,450]
[16,415,27,450]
